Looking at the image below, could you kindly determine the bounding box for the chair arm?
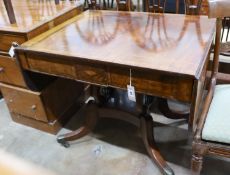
[194,76,216,141]
[207,71,230,85]
[216,72,230,84]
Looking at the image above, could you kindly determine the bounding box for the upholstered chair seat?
[191,0,230,175]
[202,84,230,144]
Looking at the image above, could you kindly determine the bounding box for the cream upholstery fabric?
[202,84,230,144]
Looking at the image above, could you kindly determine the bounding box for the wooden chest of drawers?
[0,78,84,134]
[0,54,27,88]
[0,0,84,133]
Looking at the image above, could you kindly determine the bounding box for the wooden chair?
[145,0,166,13]
[191,0,230,174]
[2,0,16,24]
[116,0,166,12]
[83,0,114,10]
[184,0,202,15]
[220,17,230,56]
[115,0,134,11]
[144,0,202,14]
[2,0,63,24]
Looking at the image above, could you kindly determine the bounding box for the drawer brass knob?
[31,105,37,111]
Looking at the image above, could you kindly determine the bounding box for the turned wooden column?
[3,0,16,24]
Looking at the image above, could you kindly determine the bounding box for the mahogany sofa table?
[15,10,215,175]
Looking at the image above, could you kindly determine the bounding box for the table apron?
[20,53,194,103]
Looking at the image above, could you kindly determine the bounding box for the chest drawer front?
[0,84,48,122]
[0,55,27,88]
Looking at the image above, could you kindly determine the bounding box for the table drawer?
[0,84,48,122]
[76,63,108,85]
[0,34,26,52]
[0,55,27,88]
[27,56,77,79]
[109,67,194,103]
[26,55,108,85]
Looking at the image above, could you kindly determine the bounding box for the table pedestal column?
[57,88,174,175]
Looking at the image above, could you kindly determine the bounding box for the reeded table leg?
[57,99,98,148]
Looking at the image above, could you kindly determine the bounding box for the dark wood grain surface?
[20,10,215,78]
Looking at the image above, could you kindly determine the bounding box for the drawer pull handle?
[0,67,4,73]
[31,105,37,111]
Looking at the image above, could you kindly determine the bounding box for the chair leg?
[191,153,203,175]
[3,0,16,24]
